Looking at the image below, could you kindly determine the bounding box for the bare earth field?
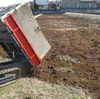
[0,14,100,99]
[29,14,100,99]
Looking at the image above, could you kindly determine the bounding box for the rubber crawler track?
[0,67,21,87]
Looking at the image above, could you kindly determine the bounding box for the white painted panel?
[35,0,49,5]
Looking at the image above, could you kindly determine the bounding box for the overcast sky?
[0,0,55,7]
[0,0,31,7]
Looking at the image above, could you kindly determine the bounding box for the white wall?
[35,0,49,5]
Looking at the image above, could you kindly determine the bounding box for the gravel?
[64,12,100,23]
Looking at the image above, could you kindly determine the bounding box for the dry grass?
[0,57,11,63]
[0,78,92,99]
[55,66,74,73]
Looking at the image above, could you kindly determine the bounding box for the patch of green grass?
[0,92,4,97]
[0,91,5,98]
[81,78,89,81]
[56,55,71,62]
[26,96,33,99]
[17,90,25,94]
[55,66,74,73]
[0,87,5,91]
[43,88,48,91]
[59,85,71,92]
[32,79,36,81]
[55,55,78,63]
[0,57,11,63]
[10,96,16,99]
[0,91,4,95]
[73,96,79,99]
[0,95,2,97]
[52,57,58,61]
[17,84,21,87]
[62,86,72,91]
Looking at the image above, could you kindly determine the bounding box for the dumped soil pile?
[30,14,100,99]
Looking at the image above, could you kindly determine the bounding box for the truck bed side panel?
[4,14,41,66]
[11,3,51,59]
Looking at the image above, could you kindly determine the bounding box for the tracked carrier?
[0,3,50,87]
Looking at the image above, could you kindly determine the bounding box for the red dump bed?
[1,3,51,67]
[4,14,41,66]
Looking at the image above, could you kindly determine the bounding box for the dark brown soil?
[0,14,100,98]
[31,14,100,99]
[0,46,9,58]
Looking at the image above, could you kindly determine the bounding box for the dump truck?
[0,2,51,87]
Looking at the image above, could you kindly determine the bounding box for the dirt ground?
[0,14,100,99]
[0,46,9,58]
[33,14,100,99]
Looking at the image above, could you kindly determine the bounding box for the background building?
[34,0,49,10]
[61,0,97,8]
[35,0,49,5]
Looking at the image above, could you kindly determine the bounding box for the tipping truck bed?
[0,2,51,67]
[0,2,51,86]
